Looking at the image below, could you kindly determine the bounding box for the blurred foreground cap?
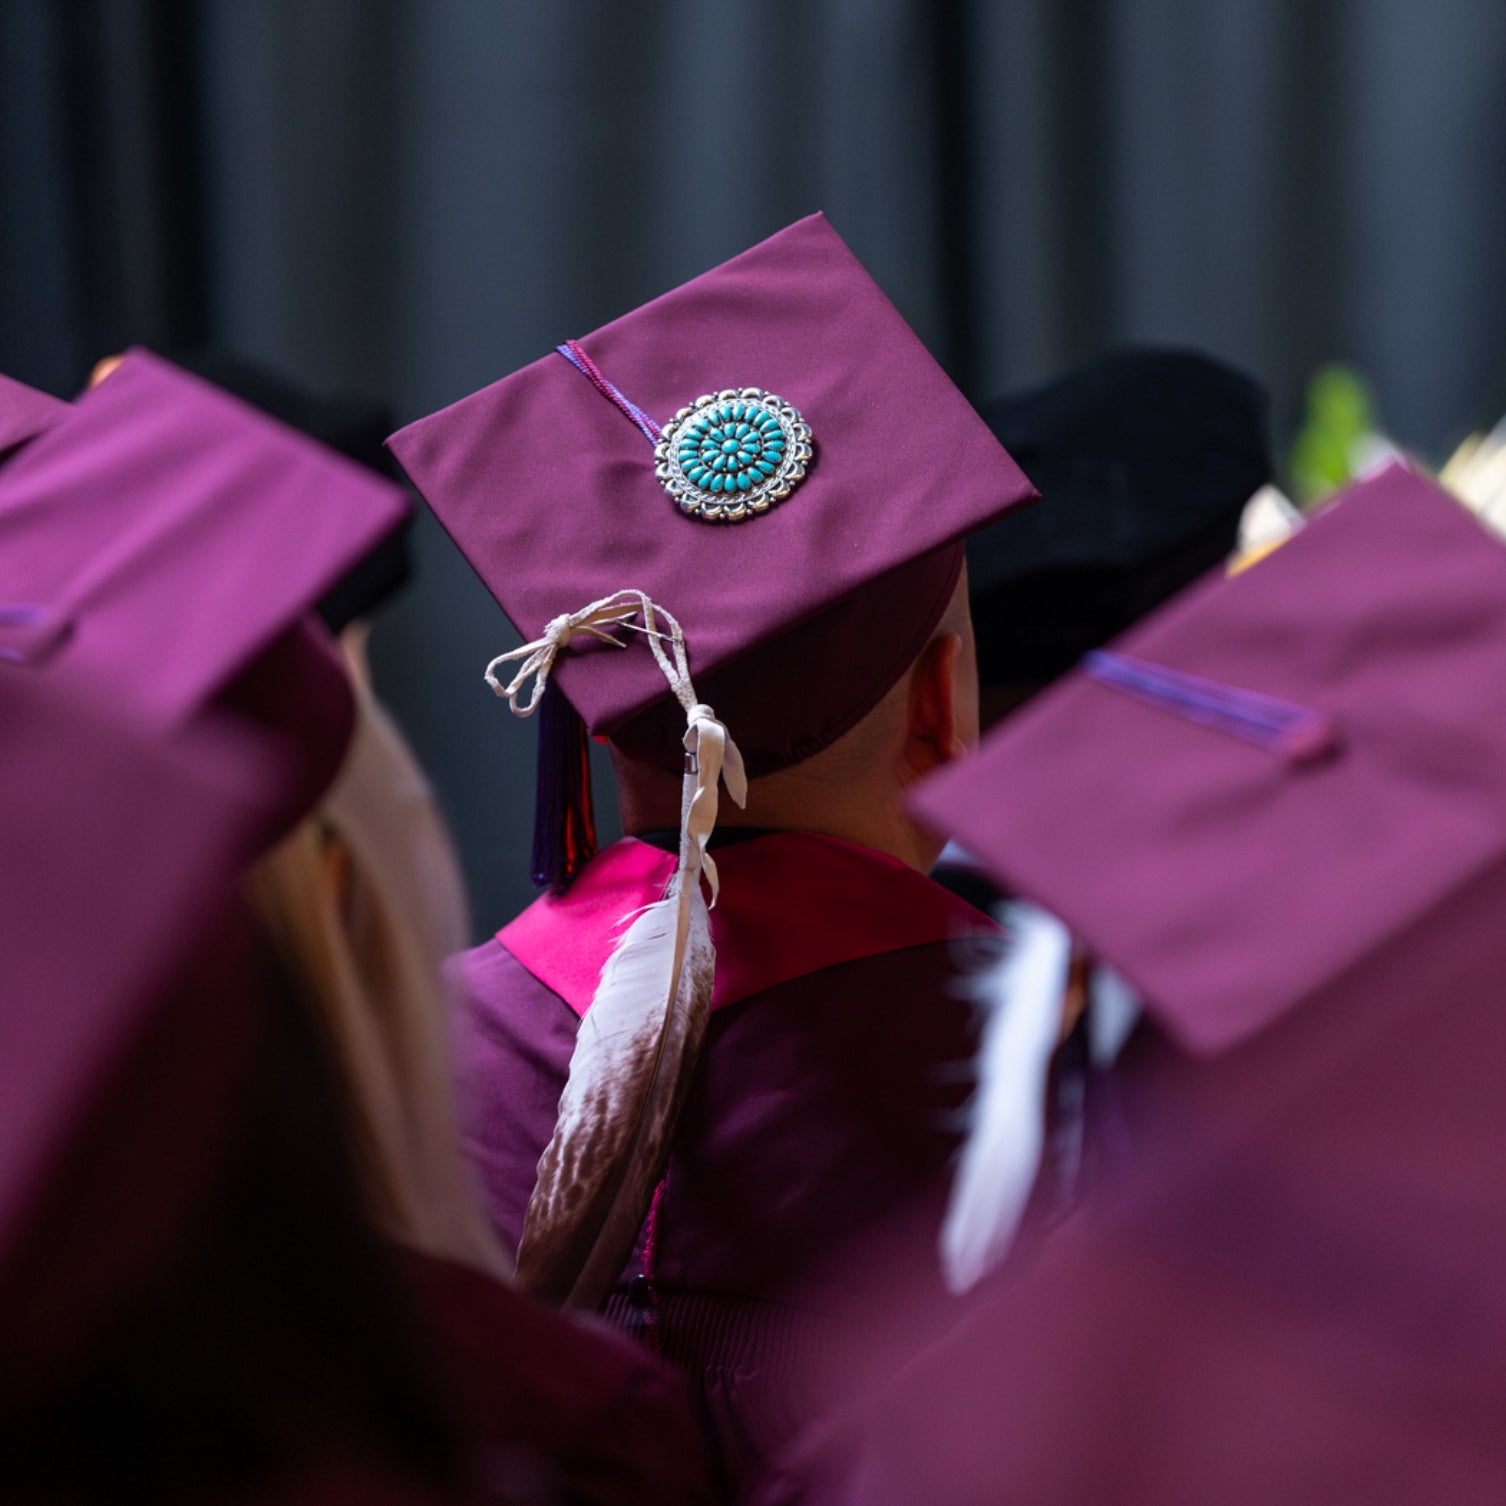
[968,348,1271,685]
[0,669,261,1404]
[389,212,1035,775]
[0,349,411,843]
[0,372,70,460]
[911,463,1506,1054]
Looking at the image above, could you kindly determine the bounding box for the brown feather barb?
[515,873,714,1306]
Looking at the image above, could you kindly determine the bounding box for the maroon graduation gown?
[750,853,1506,1506]
[400,1251,721,1504]
[452,832,995,1481]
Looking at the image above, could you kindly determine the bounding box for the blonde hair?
[246,681,508,1277]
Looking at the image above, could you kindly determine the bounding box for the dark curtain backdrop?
[5,0,1506,929]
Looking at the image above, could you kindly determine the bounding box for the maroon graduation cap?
[905,461,1506,1292]
[390,212,1034,887]
[0,349,412,847]
[911,460,1506,1055]
[0,372,70,460]
[391,212,1034,773]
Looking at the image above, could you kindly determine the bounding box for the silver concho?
[654,388,813,523]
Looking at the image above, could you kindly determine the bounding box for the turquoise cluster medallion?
[654,388,813,522]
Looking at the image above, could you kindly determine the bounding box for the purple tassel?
[530,678,599,891]
[1082,650,1340,764]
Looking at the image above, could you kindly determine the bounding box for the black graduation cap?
[967,348,1272,687]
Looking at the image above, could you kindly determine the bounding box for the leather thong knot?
[484,596,642,715]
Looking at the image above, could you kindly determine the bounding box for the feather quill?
[515,866,714,1306]
[940,901,1072,1295]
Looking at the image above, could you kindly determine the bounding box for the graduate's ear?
[902,629,974,783]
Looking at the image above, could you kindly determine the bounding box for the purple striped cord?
[1082,649,1339,763]
[556,339,663,445]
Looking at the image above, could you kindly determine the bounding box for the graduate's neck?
[609,621,975,877]
[612,754,942,874]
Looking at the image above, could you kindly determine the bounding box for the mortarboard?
[387,213,1034,1309]
[967,347,1271,687]
[388,211,1035,778]
[908,461,1506,1287]
[0,349,411,846]
[0,372,70,460]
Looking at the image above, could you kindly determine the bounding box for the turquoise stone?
[662,394,806,515]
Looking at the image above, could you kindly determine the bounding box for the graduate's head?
[604,555,978,870]
[390,213,1034,884]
